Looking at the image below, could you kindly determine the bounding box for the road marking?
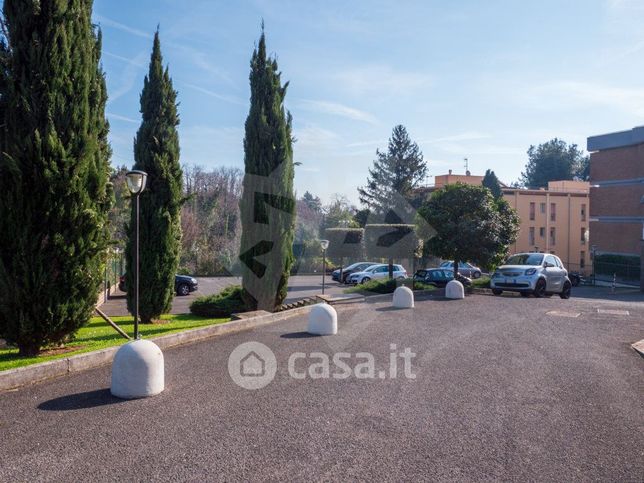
[546,310,581,318]
[597,309,630,316]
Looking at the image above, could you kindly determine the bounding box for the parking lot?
[100,275,349,317]
[1,293,642,480]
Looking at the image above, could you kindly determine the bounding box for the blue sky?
[95,0,644,204]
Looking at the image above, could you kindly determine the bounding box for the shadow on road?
[38,389,125,411]
[280,331,323,339]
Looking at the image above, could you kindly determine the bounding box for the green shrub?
[471,276,491,288]
[344,278,434,294]
[190,285,247,317]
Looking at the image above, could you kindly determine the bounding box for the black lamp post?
[125,170,148,339]
[320,239,329,295]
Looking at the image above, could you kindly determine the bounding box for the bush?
[190,285,247,317]
[344,278,435,294]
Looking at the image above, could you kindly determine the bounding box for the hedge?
[364,224,418,259]
[190,285,247,317]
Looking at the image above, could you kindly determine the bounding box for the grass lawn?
[0,313,229,372]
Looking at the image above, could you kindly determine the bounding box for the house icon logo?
[240,351,266,377]
[228,341,277,390]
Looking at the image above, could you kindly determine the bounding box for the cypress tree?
[125,31,182,324]
[482,169,503,199]
[239,29,295,311]
[0,0,111,356]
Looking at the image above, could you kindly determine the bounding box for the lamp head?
[320,239,329,250]
[126,170,148,195]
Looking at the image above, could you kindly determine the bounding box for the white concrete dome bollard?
[111,339,164,399]
[307,303,338,335]
[445,280,465,299]
[392,286,414,308]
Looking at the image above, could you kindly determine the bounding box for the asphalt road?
[100,275,349,317]
[1,293,642,481]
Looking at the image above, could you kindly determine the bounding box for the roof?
[587,126,644,152]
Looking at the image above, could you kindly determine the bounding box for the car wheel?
[177,283,190,296]
[472,271,481,279]
[520,292,530,298]
[492,289,503,296]
[560,281,572,299]
[533,279,547,298]
[360,277,371,284]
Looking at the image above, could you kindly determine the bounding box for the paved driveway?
[100,275,348,317]
[1,294,642,480]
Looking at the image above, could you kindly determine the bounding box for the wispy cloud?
[334,64,431,96]
[103,51,147,68]
[108,51,148,105]
[94,14,153,39]
[183,83,246,106]
[296,99,378,124]
[107,112,139,124]
[420,131,491,144]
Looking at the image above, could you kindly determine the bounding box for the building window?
[539,227,545,238]
[529,227,535,246]
[581,204,586,222]
[529,202,535,221]
[540,202,546,214]
[580,251,586,269]
[550,227,556,246]
[550,203,556,222]
[581,228,586,244]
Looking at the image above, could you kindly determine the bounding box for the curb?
[0,304,315,392]
[631,339,644,357]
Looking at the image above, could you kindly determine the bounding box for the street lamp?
[125,170,147,339]
[320,239,329,295]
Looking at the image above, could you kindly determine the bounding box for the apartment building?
[587,126,644,290]
[426,172,590,272]
[502,181,590,272]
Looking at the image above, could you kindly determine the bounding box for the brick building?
[587,126,644,290]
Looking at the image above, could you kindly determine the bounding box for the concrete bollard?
[445,280,465,299]
[392,286,414,308]
[111,339,164,399]
[307,303,338,335]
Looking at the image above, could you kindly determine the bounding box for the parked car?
[490,253,571,299]
[119,274,199,296]
[413,268,454,287]
[347,264,407,285]
[331,262,379,283]
[439,261,483,278]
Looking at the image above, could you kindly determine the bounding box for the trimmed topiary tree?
[125,31,183,324]
[324,228,364,280]
[0,0,112,356]
[364,224,418,279]
[239,28,296,311]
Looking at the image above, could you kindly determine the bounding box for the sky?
[95,0,644,204]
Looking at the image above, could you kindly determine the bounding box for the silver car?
[490,253,572,299]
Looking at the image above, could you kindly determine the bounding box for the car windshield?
[366,265,383,272]
[345,262,362,270]
[505,254,544,266]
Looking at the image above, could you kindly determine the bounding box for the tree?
[125,31,182,324]
[482,169,503,199]
[239,28,296,311]
[302,190,322,213]
[0,0,111,355]
[417,184,519,278]
[358,125,427,218]
[320,195,359,234]
[364,224,418,279]
[520,138,589,188]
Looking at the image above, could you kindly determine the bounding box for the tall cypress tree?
[239,29,295,311]
[0,0,111,356]
[482,169,503,199]
[125,31,182,324]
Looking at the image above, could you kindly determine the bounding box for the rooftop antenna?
[464,157,469,173]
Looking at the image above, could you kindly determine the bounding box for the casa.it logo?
[227,341,277,390]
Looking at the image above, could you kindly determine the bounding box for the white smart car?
[490,253,572,299]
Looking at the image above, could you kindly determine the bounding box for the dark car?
[414,268,472,287]
[118,274,198,296]
[414,269,452,287]
[331,262,379,283]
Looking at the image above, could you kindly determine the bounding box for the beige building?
[430,172,590,273]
